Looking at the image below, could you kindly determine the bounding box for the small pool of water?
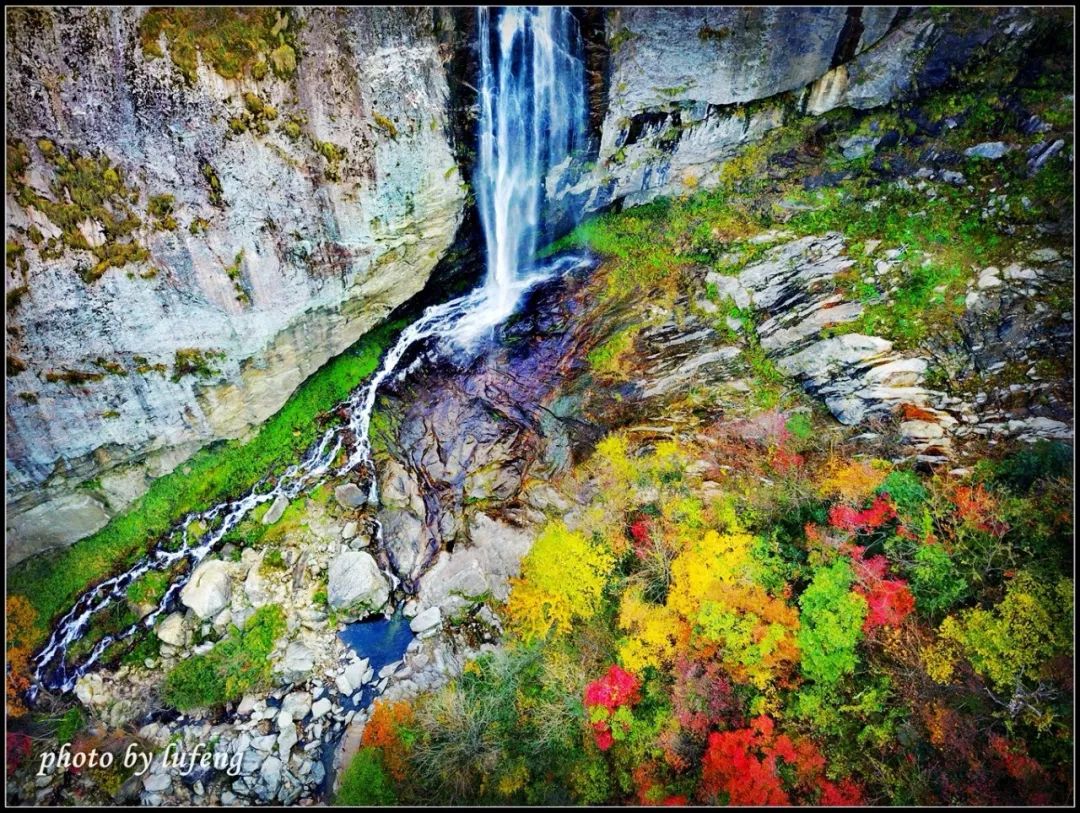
[337,609,413,676]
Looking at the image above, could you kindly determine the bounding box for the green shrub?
[335,747,397,806]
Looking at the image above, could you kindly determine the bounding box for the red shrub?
[6,732,31,778]
[699,717,856,805]
[584,665,641,751]
[953,485,1009,537]
[829,494,896,533]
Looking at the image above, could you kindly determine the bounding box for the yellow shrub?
[817,457,890,502]
[506,521,615,641]
[617,586,684,672]
[668,530,757,618]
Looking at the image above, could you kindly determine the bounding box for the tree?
[361,700,415,782]
[584,665,641,751]
[700,716,862,805]
[925,570,1073,692]
[797,560,866,687]
[506,520,615,640]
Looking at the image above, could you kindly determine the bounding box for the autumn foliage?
[340,429,1072,806]
[585,665,641,751]
[361,700,415,781]
[5,595,37,718]
[700,716,863,805]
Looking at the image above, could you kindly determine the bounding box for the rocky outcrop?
[5,7,465,562]
[549,7,1044,219]
[705,230,1074,461]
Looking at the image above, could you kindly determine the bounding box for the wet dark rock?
[803,170,851,190]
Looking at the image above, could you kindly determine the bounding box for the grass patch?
[125,570,170,608]
[139,8,298,83]
[161,605,285,710]
[587,325,642,380]
[545,189,765,306]
[10,317,408,648]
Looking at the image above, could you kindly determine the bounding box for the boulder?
[277,723,298,760]
[840,134,881,160]
[276,642,315,681]
[327,551,389,619]
[310,698,332,720]
[259,756,282,797]
[964,141,1010,159]
[180,560,233,620]
[142,772,172,793]
[409,607,442,634]
[334,483,367,509]
[262,494,289,525]
[156,612,187,647]
[281,691,312,720]
[74,673,108,708]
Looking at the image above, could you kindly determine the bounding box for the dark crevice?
[572,6,610,152]
[622,109,680,149]
[831,7,865,69]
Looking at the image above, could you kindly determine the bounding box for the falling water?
[456,5,587,344]
[30,6,588,697]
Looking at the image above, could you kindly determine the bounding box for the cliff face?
[5,7,465,562]
[550,6,1042,218]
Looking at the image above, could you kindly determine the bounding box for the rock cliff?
[5,8,465,561]
[550,7,1043,218]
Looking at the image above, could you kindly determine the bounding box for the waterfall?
[455,6,587,345]
[30,5,588,697]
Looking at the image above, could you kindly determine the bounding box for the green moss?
[125,570,170,608]
[545,188,765,307]
[10,318,408,648]
[608,28,637,53]
[200,161,224,207]
[10,145,153,283]
[92,357,128,377]
[147,193,177,231]
[315,140,346,181]
[280,118,303,141]
[698,24,731,44]
[134,355,168,376]
[261,547,287,574]
[171,348,226,382]
[188,217,210,235]
[162,605,285,709]
[587,325,641,379]
[372,111,398,140]
[269,43,297,78]
[7,138,30,186]
[44,368,106,386]
[6,284,28,312]
[223,250,249,304]
[7,355,27,377]
[6,240,25,269]
[139,8,298,84]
